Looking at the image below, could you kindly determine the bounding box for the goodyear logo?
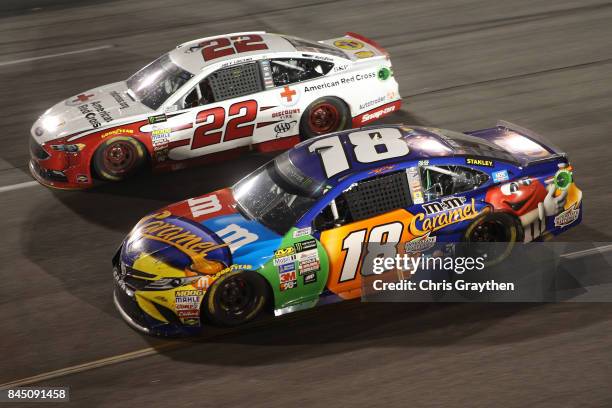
[466,158,494,167]
[101,128,134,138]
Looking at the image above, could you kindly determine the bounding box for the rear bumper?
[352,99,402,127]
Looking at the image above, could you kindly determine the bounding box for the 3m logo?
[188,195,222,218]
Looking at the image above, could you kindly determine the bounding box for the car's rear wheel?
[300,97,350,140]
[203,270,268,327]
[92,137,146,181]
[463,212,522,266]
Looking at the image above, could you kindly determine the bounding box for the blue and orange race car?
[113,121,582,336]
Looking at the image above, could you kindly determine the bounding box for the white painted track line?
[0,342,181,390]
[560,244,612,259]
[0,45,113,67]
[0,180,39,193]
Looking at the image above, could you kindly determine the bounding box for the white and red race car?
[29,32,401,189]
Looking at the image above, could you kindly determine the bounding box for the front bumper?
[113,276,201,337]
[29,136,94,189]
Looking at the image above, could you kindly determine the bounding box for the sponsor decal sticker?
[298,257,320,275]
[272,108,300,119]
[355,51,375,59]
[333,39,364,50]
[377,67,391,80]
[101,128,134,138]
[279,270,298,291]
[275,246,296,258]
[466,157,494,167]
[78,104,102,128]
[109,91,130,109]
[175,289,202,319]
[359,96,385,110]
[554,169,573,190]
[404,233,437,253]
[148,114,167,124]
[279,85,299,106]
[136,211,228,274]
[66,93,95,106]
[554,203,580,228]
[278,262,296,274]
[292,227,312,238]
[303,272,317,285]
[369,164,396,175]
[294,239,317,252]
[91,101,113,122]
[361,104,397,123]
[492,170,509,183]
[193,264,252,290]
[409,197,480,237]
[274,120,297,137]
[273,255,297,266]
[304,72,375,92]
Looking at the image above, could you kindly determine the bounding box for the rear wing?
[466,120,567,166]
[320,32,389,61]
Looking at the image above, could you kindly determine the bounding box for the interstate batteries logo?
[408,197,480,237]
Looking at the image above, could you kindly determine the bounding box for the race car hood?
[31,81,152,143]
[120,188,282,279]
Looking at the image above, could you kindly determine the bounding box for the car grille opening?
[30,137,49,160]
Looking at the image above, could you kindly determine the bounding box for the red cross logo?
[72,93,94,103]
[280,86,297,103]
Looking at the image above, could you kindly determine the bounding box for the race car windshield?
[232,152,326,234]
[127,54,193,110]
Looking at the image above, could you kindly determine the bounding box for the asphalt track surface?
[1,0,611,406]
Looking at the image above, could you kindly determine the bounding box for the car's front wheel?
[300,97,350,140]
[92,137,146,182]
[203,270,269,326]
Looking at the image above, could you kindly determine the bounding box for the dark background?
[0,0,611,406]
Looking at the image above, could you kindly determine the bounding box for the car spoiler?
[465,120,567,167]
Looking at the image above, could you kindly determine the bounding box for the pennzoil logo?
[333,39,364,50]
[409,198,480,237]
[274,246,295,258]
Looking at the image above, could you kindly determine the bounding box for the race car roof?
[169,32,343,74]
[286,125,519,186]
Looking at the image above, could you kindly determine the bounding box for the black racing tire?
[299,97,350,140]
[462,211,522,267]
[203,270,268,327]
[92,137,146,182]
